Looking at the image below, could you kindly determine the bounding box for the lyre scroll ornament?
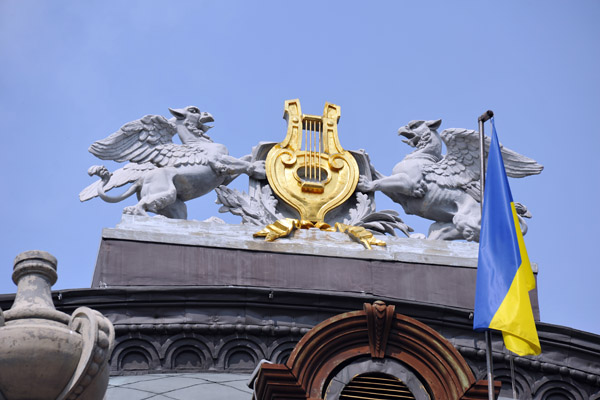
[266,99,359,223]
[254,99,385,249]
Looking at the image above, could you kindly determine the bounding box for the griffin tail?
[514,201,531,236]
[86,165,141,203]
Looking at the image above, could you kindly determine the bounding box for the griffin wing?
[89,114,209,168]
[150,143,209,168]
[79,162,156,202]
[423,128,543,202]
[89,115,177,163]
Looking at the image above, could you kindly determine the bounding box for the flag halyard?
[474,119,541,356]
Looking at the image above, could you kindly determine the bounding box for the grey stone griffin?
[79,106,265,219]
[357,119,543,242]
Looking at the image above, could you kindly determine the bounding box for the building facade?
[2,216,599,399]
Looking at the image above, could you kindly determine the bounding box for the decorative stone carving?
[79,106,265,219]
[212,100,413,245]
[58,286,600,397]
[216,144,413,239]
[358,120,543,241]
[364,300,394,359]
[254,300,500,399]
[0,251,114,400]
[109,325,307,375]
[213,100,414,242]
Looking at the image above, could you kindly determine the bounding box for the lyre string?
[305,120,308,179]
[312,120,316,180]
[318,121,322,182]
[309,120,313,180]
[302,119,324,183]
[308,120,312,180]
[312,120,314,180]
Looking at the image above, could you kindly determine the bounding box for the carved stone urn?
[0,251,114,400]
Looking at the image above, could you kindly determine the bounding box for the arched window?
[339,373,416,400]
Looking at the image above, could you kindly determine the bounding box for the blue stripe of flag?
[473,119,522,331]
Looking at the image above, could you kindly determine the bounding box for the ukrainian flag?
[473,119,541,356]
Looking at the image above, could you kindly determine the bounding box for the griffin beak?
[398,126,418,146]
[397,126,414,138]
[169,108,186,120]
[200,112,214,132]
[200,112,214,124]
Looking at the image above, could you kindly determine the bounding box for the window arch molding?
[255,301,499,399]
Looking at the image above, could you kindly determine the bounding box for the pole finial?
[478,110,494,123]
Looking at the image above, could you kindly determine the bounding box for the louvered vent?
[339,373,417,400]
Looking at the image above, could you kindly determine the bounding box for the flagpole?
[510,354,517,399]
[478,109,494,400]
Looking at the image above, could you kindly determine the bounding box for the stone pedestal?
[92,215,539,316]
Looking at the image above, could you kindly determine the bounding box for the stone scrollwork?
[213,100,414,248]
[0,251,115,400]
[215,139,414,249]
[342,192,412,237]
[215,148,414,245]
[57,308,115,400]
[215,184,284,226]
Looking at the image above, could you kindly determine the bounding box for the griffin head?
[169,106,215,140]
[397,119,442,148]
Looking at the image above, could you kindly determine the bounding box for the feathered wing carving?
[88,115,209,168]
[89,115,176,163]
[423,128,543,202]
[142,143,209,167]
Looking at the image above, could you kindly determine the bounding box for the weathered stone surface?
[93,216,538,316]
[0,251,115,400]
[0,283,597,398]
[109,214,485,268]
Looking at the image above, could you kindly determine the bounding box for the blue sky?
[1,1,599,335]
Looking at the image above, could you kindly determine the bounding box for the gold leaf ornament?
[254,99,386,250]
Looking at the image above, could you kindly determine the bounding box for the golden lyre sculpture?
[254,99,385,249]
